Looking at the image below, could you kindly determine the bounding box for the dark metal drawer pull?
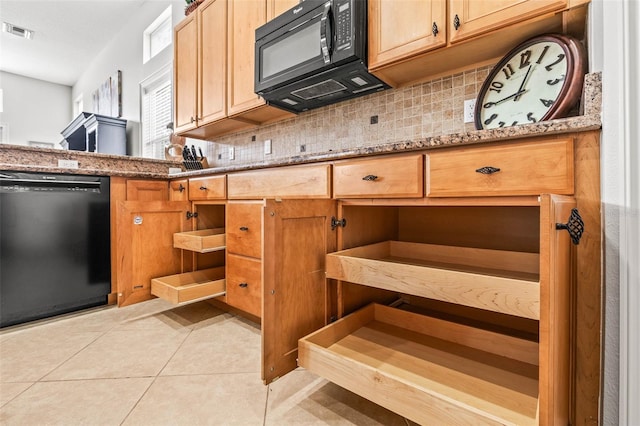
[186,211,198,219]
[362,174,378,181]
[453,14,460,30]
[475,166,501,175]
[239,282,248,288]
[239,226,249,231]
[432,22,438,36]
[556,208,584,245]
[178,183,185,192]
[199,186,207,190]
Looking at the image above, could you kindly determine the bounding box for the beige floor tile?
[122,373,268,426]
[0,382,32,407]
[0,328,103,382]
[161,315,261,376]
[42,328,190,380]
[115,301,229,332]
[265,370,408,425]
[0,378,152,425]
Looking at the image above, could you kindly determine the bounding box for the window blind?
[141,78,172,159]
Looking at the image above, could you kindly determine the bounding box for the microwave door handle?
[320,2,332,64]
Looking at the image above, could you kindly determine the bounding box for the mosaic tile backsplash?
[203,66,497,167]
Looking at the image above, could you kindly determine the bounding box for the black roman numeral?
[545,54,566,71]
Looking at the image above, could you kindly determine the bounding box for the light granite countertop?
[0,72,601,179]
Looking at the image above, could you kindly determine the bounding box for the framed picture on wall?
[92,70,122,118]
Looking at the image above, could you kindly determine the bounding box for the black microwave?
[254,0,389,113]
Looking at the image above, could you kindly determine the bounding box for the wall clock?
[474,34,586,130]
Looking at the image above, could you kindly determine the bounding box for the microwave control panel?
[335,0,352,50]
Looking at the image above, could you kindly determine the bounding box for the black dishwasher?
[0,171,111,328]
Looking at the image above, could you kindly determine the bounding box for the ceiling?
[0,0,146,86]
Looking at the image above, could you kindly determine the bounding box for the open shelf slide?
[325,241,540,319]
[299,303,540,425]
[173,227,226,253]
[151,267,225,305]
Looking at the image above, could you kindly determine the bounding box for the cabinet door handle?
[199,186,207,191]
[178,183,185,192]
[239,226,249,231]
[475,166,501,175]
[432,22,438,37]
[453,14,460,30]
[190,116,195,123]
[362,174,378,181]
[556,208,584,245]
[239,282,248,288]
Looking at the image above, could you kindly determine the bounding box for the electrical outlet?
[264,139,272,155]
[464,99,476,123]
[228,146,235,160]
[57,159,78,169]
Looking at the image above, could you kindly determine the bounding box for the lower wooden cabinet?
[298,194,577,425]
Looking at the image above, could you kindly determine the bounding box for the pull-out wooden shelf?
[326,241,540,319]
[151,267,226,305]
[173,228,226,253]
[299,303,540,426]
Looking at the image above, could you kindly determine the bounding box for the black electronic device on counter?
[254,0,389,113]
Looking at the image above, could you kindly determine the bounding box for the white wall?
[0,71,72,147]
[591,0,640,424]
[71,1,185,156]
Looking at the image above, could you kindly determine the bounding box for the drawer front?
[188,175,226,200]
[333,154,424,198]
[227,164,331,199]
[226,201,262,258]
[126,179,169,201]
[169,179,189,201]
[426,138,574,197]
[226,254,262,318]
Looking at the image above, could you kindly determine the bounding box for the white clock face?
[478,40,568,129]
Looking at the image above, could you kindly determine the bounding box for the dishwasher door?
[0,171,111,327]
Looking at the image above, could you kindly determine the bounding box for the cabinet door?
[227,0,266,115]
[449,0,566,44]
[126,179,169,201]
[262,199,337,384]
[174,14,198,133]
[198,0,228,125]
[539,194,575,425]
[115,201,191,307]
[368,0,446,69]
[266,0,298,19]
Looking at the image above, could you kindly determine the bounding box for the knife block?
[183,157,209,171]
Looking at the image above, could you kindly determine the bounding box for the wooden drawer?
[169,179,189,201]
[151,267,225,304]
[426,138,574,197]
[226,201,262,258]
[173,228,225,253]
[226,254,262,318]
[299,303,540,426]
[126,179,168,201]
[333,154,424,198]
[326,240,540,319]
[227,164,331,199]
[188,175,226,200]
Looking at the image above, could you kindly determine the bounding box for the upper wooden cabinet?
[369,0,587,87]
[449,0,567,44]
[174,0,294,140]
[173,13,198,134]
[368,0,446,69]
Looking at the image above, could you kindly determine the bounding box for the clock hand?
[513,65,533,101]
[484,89,529,107]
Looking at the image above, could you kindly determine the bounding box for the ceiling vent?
[2,22,34,40]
